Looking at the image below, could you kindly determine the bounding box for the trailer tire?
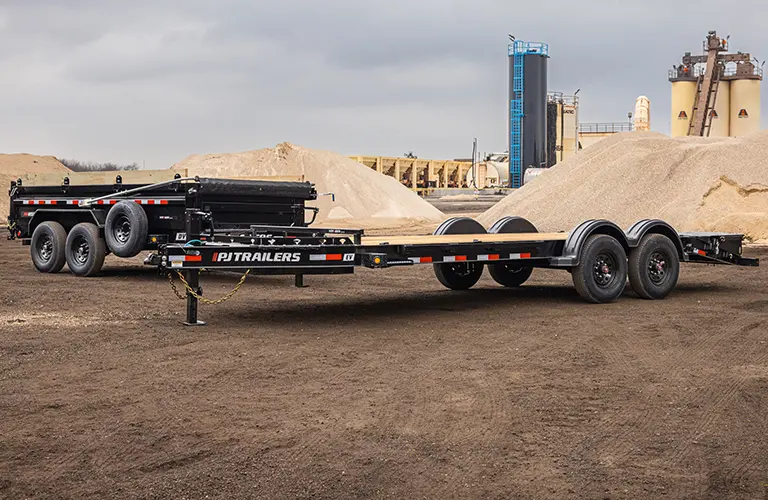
[30,221,67,273]
[105,201,148,257]
[488,263,533,287]
[432,217,486,290]
[628,234,680,299]
[434,262,484,290]
[65,222,106,277]
[572,234,627,303]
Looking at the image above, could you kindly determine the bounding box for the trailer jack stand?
[183,270,206,326]
[295,274,307,288]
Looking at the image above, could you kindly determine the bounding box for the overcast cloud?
[1,0,766,167]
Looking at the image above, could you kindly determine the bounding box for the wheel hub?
[648,252,668,284]
[593,253,616,287]
[114,216,131,243]
[73,238,90,264]
[450,263,474,277]
[38,235,53,262]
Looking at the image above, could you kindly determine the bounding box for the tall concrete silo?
[730,78,762,137]
[634,96,651,131]
[670,79,697,137]
[669,31,762,138]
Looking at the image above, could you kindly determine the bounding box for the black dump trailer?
[7,176,759,326]
[7,171,318,277]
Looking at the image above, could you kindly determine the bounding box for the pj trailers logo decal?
[213,251,301,263]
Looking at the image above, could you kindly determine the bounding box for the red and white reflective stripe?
[134,199,169,205]
[309,253,354,262]
[477,254,500,261]
[310,253,342,261]
[443,255,467,262]
[509,253,532,259]
[169,254,202,268]
[408,256,433,264]
[20,198,171,205]
[23,199,59,205]
[693,248,707,256]
[168,255,202,262]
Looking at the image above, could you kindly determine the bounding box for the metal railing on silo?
[578,123,634,134]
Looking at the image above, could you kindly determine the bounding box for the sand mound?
[1,154,70,216]
[478,130,768,242]
[172,142,444,229]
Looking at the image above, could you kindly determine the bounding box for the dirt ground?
[1,239,766,499]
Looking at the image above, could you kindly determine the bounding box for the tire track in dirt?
[587,330,655,467]
[669,353,768,497]
[669,323,766,461]
[665,318,768,500]
[429,370,510,497]
[37,418,135,482]
[251,346,383,471]
[138,449,214,473]
[443,366,513,475]
[577,315,758,468]
[366,350,513,496]
[577,318,692,465]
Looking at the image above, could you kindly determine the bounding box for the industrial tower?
[508,40,549,188]
[670,30,763,137]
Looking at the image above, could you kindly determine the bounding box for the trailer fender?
[28,209,106,233]
[433,216,486,236]
[626,219,686,261]
[551,219,630,267]
[487,216,538,235]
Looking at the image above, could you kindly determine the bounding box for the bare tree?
[59,159,140,172]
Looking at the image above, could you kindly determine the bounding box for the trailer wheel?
[488,263,533,287]
[432,217,485,290]
[434,262,484,290]
[628,234,680,299]
[105,200,148,257]
[487,216,537,287]
[65,223,106,277]
[30,221,67,273]
[572,234,627,303]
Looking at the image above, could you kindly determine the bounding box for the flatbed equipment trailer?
[141,186,758,325]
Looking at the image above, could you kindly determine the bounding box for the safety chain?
[167,269,250,304]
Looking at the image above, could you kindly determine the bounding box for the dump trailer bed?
[7,171,318,277]
[145,205,759,326]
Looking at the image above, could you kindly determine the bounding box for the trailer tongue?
[147,207,758,326]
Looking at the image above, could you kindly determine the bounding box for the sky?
[1,0,766,168]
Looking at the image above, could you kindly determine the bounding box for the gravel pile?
[173,142,444,229]
[479,131,768,242]
[1,154,70,216]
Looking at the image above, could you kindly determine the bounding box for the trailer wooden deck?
[360,232,569,246]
